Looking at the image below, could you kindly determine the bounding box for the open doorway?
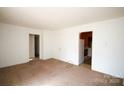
[79,31,92,66]
[29,34,40,61]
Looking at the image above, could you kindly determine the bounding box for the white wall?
[92,18,124,78]
[45,17,124,78]
[50,30,79,65]
[0,23,43,68]
[42,31,55,59]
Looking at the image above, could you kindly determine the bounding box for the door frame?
[29,33,40,60]
[79,31,93,66]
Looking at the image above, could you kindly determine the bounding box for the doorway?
[29,34,40,61]
[79,31,92,66]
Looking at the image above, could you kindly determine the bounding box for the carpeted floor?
[0,58,123,86]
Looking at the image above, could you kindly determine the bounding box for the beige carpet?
[0,58,123,86]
